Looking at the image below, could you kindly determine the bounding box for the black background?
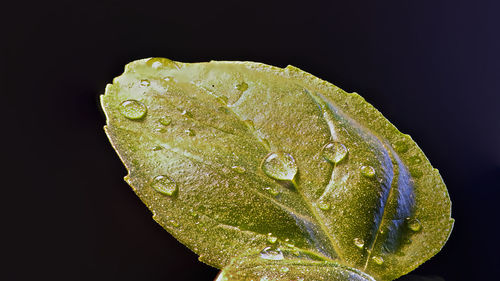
[3,1,500,280]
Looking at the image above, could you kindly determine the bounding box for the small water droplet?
[146,57,179,69]
[140,79,150,87]
[318,201,331,211]
[267,233,278,244]
[151,175,177,196]
[185,129,195,136]
[261,152,298,181]
[259,246,284,260]
[154,128,166,133]
[406,218,422,232]
[152,145,163,151]
[353,238,364,249]
[280,267,289,273]
[361,165,376,178]
[235,81,248,91]
[231,166,246,174]
[372,256,384,265]
[264,186,280,196]
[322,142,348,164]
[119,100,147,120]
[159,116,172,126]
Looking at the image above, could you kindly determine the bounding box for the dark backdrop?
[3,1,499,280]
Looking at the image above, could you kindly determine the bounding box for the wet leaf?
[100,58,453,281]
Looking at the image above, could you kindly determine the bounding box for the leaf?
[100,58,454,281]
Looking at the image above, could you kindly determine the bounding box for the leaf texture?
[100,58,453,281]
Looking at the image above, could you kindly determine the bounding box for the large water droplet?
[322,142,348,164]
[159,116,172,126]
[361,165,375,178]
[151,175,177,196]
[140,79,150,87]
[119,100,147,120]
[260,246,284,260]
[372,256,384,265]
[406,218,422,232]
[261,152,298,181]
[353,238,364,249]
[236,81,248,91]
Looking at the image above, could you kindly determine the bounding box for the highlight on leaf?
[100,57,453,281]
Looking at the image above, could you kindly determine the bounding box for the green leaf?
[100,58,453,281]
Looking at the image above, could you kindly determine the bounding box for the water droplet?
[372,256,384,265]
[322,142,348,164]
[231,166,246,174]
[264,186,280,196]
[151,175,177,196]
[185,129,195,136]
[146,57,179,69]
[318,201,331,211]
[154,128,166,133]
[267,233,278,244]
[261,152,298,181]
[236,81,248,91]
[159,116,172,126]
[361,165,375,178]
[280,267,289,273]
[260,246,284,260]
[169,220,180,227]
[152,145,163,151]
[353,238,364,249]
[406,218,422,232]
[119,100,147,120]
[140,79,150,87]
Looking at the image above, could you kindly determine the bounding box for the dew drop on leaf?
[322,142,348,164]
[159,116,172,126]
[261,152,298,181]
[372,256,384,265]
[119,100,147,120]
[140,79,150,87]
[406,218,422,232]
[353,237,365,249]
[151,175,177,196]
[360,165,376,178]
[259,246,284,260]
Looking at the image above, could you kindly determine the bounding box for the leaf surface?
[100,58,453,281]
